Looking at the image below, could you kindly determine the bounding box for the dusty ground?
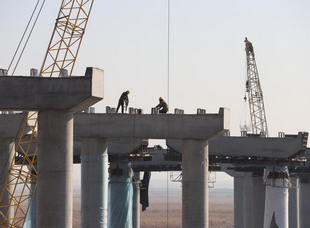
[73,188,233,227]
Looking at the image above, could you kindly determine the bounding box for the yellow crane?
[244,37,268,137]
[0,1,94,227]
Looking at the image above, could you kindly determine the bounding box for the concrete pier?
[263,166,289,228]
[252,175,265,228]
[234,176,244,228]
[0,138,15,221]
[37,111,73,228]
[289,176,299,228]
[81,137,108,228]
[299,176,310,228]
[244,172,253,228]
[109,161,133,227]
[0,113,26,222]
[133,171,140,228]
[182,139,209,228]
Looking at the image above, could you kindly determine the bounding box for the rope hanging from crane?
[8,0,46,75]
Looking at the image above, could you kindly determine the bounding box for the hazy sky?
[1,0,310,188]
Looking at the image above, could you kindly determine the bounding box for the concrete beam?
[74,108,229,140]
[0,67,104,112]
[0,113,26,137]
[167,132,306,159]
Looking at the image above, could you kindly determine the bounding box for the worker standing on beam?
[116,90,130,113]
[155,97,169,114]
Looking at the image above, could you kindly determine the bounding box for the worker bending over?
[116,90,130,113]
[155,97,168,114]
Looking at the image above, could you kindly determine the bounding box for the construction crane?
[0,1,94,227]
[244,37,268,137]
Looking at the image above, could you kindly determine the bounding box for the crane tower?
[0,1,94,227]
[244,37,268,137]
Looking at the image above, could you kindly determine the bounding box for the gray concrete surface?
[37,111,73,228]
[234,176,244,228]
[0,113,27,221]
[243,172,253,228]
[289,177,299,228]
[167,132,306,158]
[0,113,26,137]
[74,108,229,140]
[182,139,209,228]
[252,176,265,228]
[299,177,310,228]
[132,171,140,228]
[81,137,108,228]
[0,138,15,221]
[0,67,104,112]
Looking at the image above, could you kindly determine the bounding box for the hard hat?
[159,97,163,100]
[126,90,130,94]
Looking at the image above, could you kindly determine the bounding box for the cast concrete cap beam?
[0,113,26,137]
[74,108,230,140]
[0,67,104,112]
[167,132,307,158]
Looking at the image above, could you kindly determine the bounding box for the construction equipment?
[0,1,94,227]
[243,37,268,137]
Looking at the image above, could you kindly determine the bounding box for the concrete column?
[263,166,289,228]
[0,138,15,221]
[244,172,253,228]
[299,176,310,228]
[182,139,208,228]
[234,176,244,228]
[37,111,73,228]
[133,171,140,228]
[81,137,108,228]
[252,175,265,228]
[289,176,299,228]
[108,161,133,227]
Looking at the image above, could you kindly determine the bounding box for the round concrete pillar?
[37,111,73,228]
[133,171,140,228]
[234,176,244,228]
[108,161,133,227]
[252,175,265,228]
[289,176,299,228]
[244,172,253,228]
[81,137,108,228]
[299,176,310,228]
[0,137,15,221]
[182,139,208,228]
[263,167,289,228]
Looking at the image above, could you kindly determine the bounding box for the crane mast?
[244,38,268,137]
[0,1,94,227]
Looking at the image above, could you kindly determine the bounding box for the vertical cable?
[7,0,40,73]
[167,170,169,227]
[167,0,170,225]
[167,0,170,112]
[11,0,46,76]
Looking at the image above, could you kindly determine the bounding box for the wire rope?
[11,0,46,76]
[7,0,40,73]
[167,1,170,226]
[167,0,170,113]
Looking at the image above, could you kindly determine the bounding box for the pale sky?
[1,0,310,188]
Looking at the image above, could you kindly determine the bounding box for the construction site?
[1,1,310,228]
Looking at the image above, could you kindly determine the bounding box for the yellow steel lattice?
[0,1,94,227]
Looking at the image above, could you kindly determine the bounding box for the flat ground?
[73,188,234,227]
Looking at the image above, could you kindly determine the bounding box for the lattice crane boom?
[244,37,268,137]
[0,1,94,227]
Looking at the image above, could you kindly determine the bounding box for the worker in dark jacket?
[155,97,168,114]
[116,90,130,113]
